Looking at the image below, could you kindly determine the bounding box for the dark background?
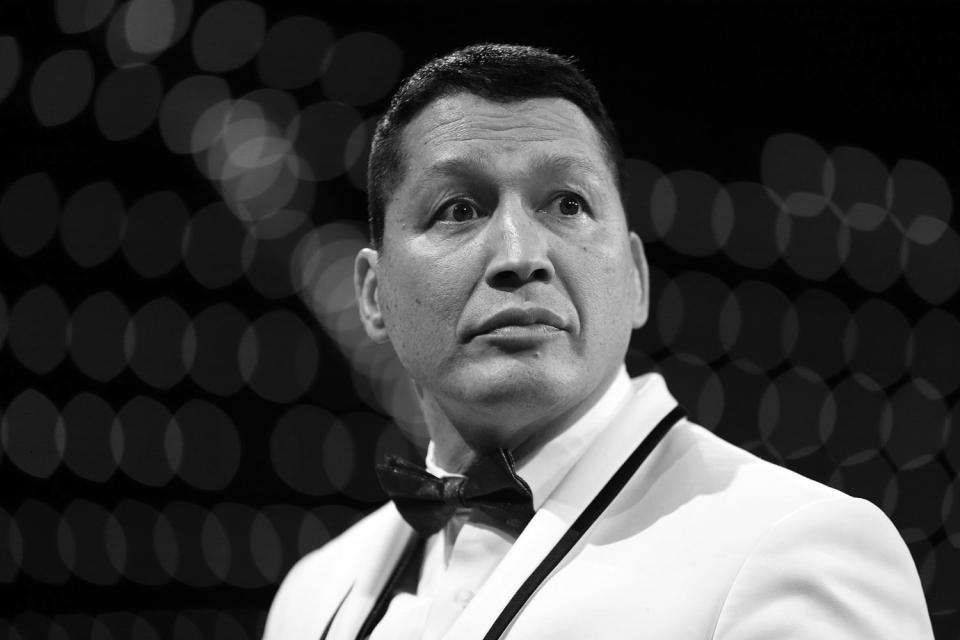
[1,1,959,638]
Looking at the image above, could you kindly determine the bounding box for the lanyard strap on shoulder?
[482,405,687,640]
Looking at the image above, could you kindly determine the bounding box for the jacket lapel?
[326,505,416,640]
[440,373,679,640]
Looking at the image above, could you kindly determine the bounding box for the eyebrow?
[419,152,608,184]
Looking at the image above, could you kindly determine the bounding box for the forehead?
[396,93,613,183]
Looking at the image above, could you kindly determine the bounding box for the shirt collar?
[424,365,635,511]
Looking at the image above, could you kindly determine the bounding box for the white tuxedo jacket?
[264,374,933,639]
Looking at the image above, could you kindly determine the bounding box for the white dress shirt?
[368,367,635,640]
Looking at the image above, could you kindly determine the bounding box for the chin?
[442,359,583,434]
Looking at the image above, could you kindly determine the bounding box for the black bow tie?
[376,450,536,538]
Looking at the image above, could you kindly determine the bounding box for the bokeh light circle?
[240,311,318,403]
[0,172,60,258]
[758,368,833,460]
[903,226,960,305]
[123,191,189,277]
[882,380,949,470]
[124,0,176,55]
[788,288,851,379]
[192,1,265,73]
[187,304,249,396]
[125,298,191,389]
[69,291,130,382]
[159,75,231,154]
[16,499,72,584]
[322,32,403,106]
[95,64,163,140]
[60,181,126,268]
[845,299,909,388]
[725,280,795,372]
[1,389,63,478]
[8,285,69,374]
[0,36,21,106]
[55,0,116,34]
[62,392,118,482]
[112,396,176,487]
[270,404,338,496]
[908,308,960,396]
[59,500,124,584]
[290,101,363,181]
[173,400,241,491]
[30,49,94,127]
[182,202,247,288]
[257,16,333,90]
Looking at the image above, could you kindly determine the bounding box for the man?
[265,44,933,639]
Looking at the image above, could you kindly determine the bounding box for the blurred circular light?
[622,158,664,242]
[105,3,160,67]
[789,288,850,379]
[60,181,125,268]
[123,191,188,277]
[0,36,21,105]
[183,202,247,288]
[69,291,130,382]
[240,311,318,403]
[759,368,833,460]
[760,132,829,197]
[173,400,241,491]
[111,500,170,586]
[162,504,220,582]
[30,49,94,127]
[843,214,902,292]
[270,404,338,496]
[908,309,960,396]
[845,299,909,388]
[125,298,190,389]
[187,304,249,396]
[16,499,71,584]
[9,286,69,374]
[62,393,118,482]
[201,509,231,582]
[0,507,21,583]
[242,231,308,299]
[257,16,333,90]
[322,32,403,106]
[776,206,847,281]
[113,396,177,486]
[209,503,264,588]
[664,271,731,362]
[883,380,948,470]
[124,0,176,54]
[251,512,283,584]
[55,0,116,33]
[159,75,231,154]
[904,226,960,304]
[323,417,356,493]
[59,500,123,584]
[825,373,886,466]
[291,101,362,181]
[725,280,795,372]
[2,389,63,478]
[95,64,163,140]
[722,181,782,269]
[831,146,888,212]
[192,1,265,73]
[298,510,331,556]
[345,114,380,192]
[657,171,729,257]
[0,290,6,359]
[0,172,60,258]
[888,159,952,236]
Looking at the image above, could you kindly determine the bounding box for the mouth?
[468,307,567,341]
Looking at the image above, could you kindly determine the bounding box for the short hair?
[366,43,626,249]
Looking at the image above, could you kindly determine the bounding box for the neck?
[417,367,622,473]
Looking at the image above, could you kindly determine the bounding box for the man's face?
[356,93,648,450]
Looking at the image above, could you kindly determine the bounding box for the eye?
[437,199,483,223]
[551,193,589,216]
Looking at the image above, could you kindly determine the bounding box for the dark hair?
[366,43,625,249]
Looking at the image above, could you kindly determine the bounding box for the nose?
[483,199,554,289]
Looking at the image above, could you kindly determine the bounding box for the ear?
[628,231,650,329]
[354,247,390,343]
